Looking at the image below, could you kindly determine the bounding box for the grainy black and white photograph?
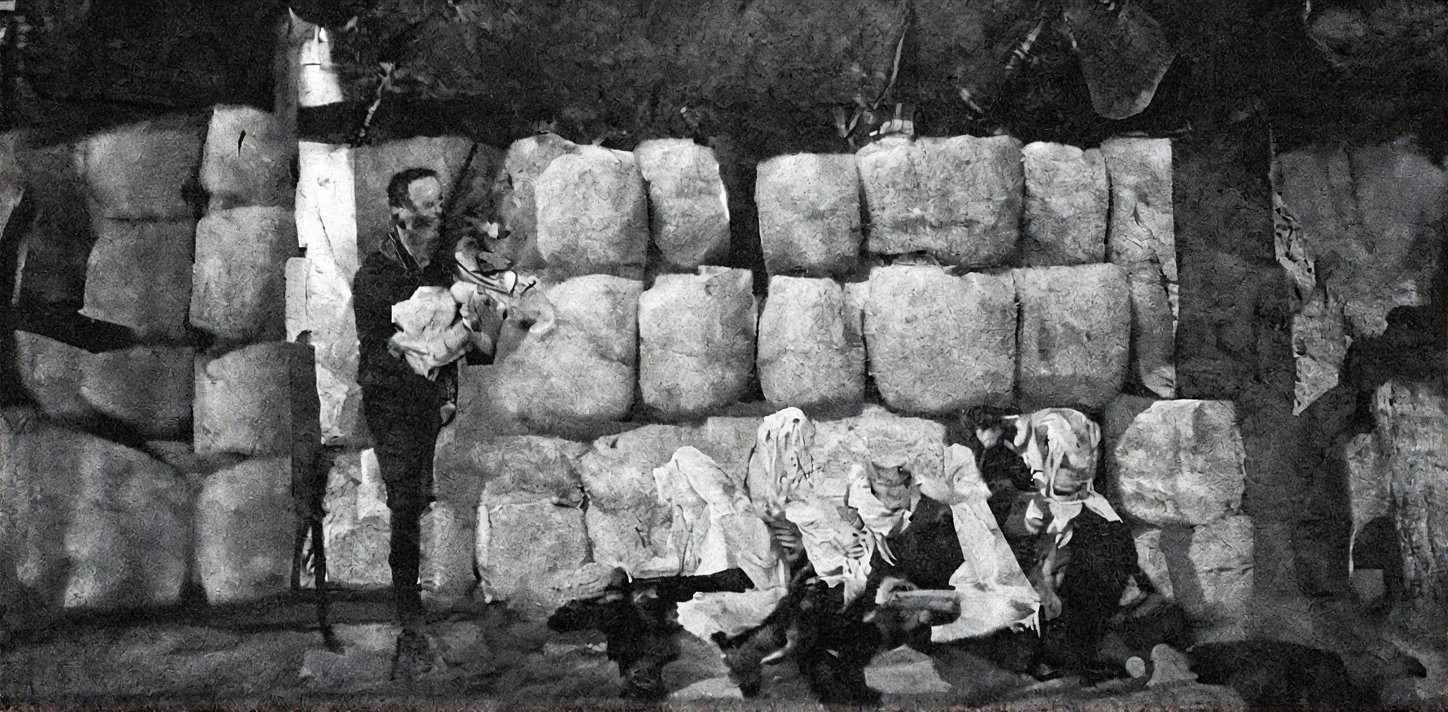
[0,0,1444,709]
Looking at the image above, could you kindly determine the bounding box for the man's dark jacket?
[351,245,454,392]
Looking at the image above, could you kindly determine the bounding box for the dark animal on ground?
[548,567,752,701]
[1188,639,1379,711]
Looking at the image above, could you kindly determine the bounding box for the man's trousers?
[361,382,442,629]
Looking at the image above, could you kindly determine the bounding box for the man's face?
[395,176,443,265]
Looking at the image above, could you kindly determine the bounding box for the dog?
[549,567,751,701]
[1188,640,1371,710]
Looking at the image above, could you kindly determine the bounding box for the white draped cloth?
[389,286,474,379]
[651,446,778,589]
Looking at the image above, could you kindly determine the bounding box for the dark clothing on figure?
[353,248,454,392]
[352,244,453,629]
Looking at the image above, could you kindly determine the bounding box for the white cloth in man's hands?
[390,286,474,379]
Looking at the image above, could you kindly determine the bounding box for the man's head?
[388,167,443,266]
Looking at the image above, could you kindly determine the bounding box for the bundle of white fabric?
[650,446,778,589]
[389,286,479,379]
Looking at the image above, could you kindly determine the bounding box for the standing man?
[352,167,493,678]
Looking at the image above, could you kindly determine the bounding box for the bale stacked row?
[2,105,312,621]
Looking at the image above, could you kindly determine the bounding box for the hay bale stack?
[863,265,1016,415]
[1012,264,1130,409]
[81,218,196,342]
[84,346,194,440]
[755,154,861,276]
[76,117,205,221]
[492,275,642,429]
[535,146,649,280]
[638,268,756,420]
[477,492,591,610]
[194,457,295,604]
[434,434,587,507]
[857,135,1023,267]
[1020,142,1107,266]
[201,106,295,210]
[194,342,321,461]
[1,423,189,612]
[756,276,866,411]
[496,133,580,269]
[634,139,731,271]
[190,207,295,344]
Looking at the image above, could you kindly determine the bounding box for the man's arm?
[352,266,416,385]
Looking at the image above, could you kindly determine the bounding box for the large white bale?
[756,276,865,411]
[1104,396,1247,527]
[1012,264,1131,409]
[476,492,590,610]
[755,154,861,276]
[201,106,295,210]
[11,331,94,423]
[437,435,588,504]
[634,139,730,271]
[194,342,321,460]
[863,265,1016,414]
[194,457,295,604]
[190,207,295,344]
[491,275,641,429]
[585,504,670,575]
[1020,142,1108,266]
[0,422,189,612]
[75,118,205,221]
[857,135,1024,267]
[1102,138,1177,398]
[83,346,194,440]
[638,268,756,420]
[81,218,196,342]
[492,133,580,269]
[535,146,649,279]
[1163,515,1254,641]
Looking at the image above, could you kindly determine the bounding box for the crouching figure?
[973,407,1143,682]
